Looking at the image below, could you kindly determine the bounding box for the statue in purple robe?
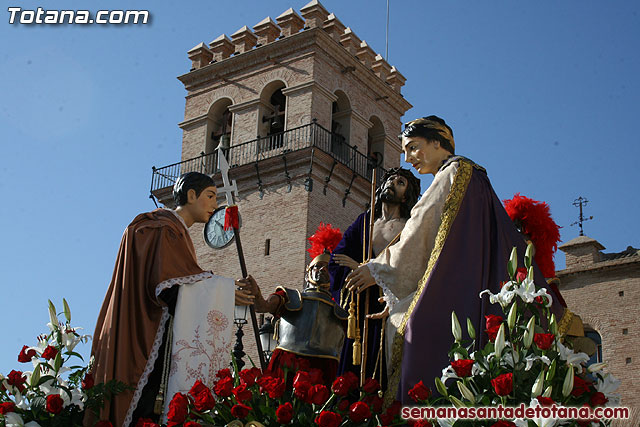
[346,116,572,404]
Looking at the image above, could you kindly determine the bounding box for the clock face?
[203,206,235,249]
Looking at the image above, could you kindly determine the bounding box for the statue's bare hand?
[236,275,261,298]
[234,288,255,306]
[366,297,389,320]
[333,254,359,270]
[345,265,376,293]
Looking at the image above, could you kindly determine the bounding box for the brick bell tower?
[150,0,411,361]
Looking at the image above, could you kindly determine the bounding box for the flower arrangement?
[409,245,621,427]
[0,300,127,427]
[165,355,405,427]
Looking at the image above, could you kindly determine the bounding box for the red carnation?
[213,376,233,398]
[349,401,371,422]
[232,383,253,403]
[491,373,513,396]
[314,410,342,427]
[46,394,64,415]
[491,421,516,427]
[572,375,592,397]
[17,345,36,363]
[408,380,431,402]
[230,403,252,419]
[166,392,189,427]
[534,333,555,350]
[96,421,115,427]
[308,384,330,405]
[41,345,58,360]
[0,402,16,415]
[82,372,95,390]
[276,402,293,424]
[590,391,608,407]
[190,380,215,411]
[451,359,475,377]
[363,378,380,393]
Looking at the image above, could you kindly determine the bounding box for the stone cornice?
[556,256,640,278]
[228,98,272,113]
[385,134,402,153]
[350,109,372,129]
[178,113,209,130]
[281,80,337,102]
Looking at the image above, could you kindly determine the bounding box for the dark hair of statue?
[401,115,455,155]
[373,167,421,220]
[173,172,216,207]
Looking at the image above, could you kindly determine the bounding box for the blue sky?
[1,1,638,373]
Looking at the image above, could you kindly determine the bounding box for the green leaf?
[64,351,85,361]
[63,298,71,323]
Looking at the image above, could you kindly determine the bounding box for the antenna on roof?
[385,0,390,61]
[570,196,593,236]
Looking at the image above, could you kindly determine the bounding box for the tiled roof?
[601,246,640,261]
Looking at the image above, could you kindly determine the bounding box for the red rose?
[46,394,64,415]
[571,375,592,397]
[486,325,500,342]
[314,410,342,427]
[537,396,555,406]
[239,367,261,386]
[263,377,286,399]
[96,421,115,427]
[184,422,202,427]
[279,351,298,370]
[337,398,350,412]
[7,370,27,391]
[491,373,513,396]
[17,345,36,363]
[534,333,555,350]
[342,371,359,390]
[308,384,330,405]
[41,345,58,360]
[386,400,402,417]
[294,379,312,402]
[216,368,231,379]
[535,296,548,305]
[276,402,293,424]
[167,392,189,427]
[411,421,433,427]
[189,380,215,411]
[516,267,527,282]
[308,368,324,385]
[213,376,233,398]
[0,402,16,415]
[451,359,474,377]
[82,373,95,390]
[135,419,158,427]
[408,380,431,402]
[363,395,383,413]
[379,413,394,425]
[349,401,371,422]
[491,422,516,427]
[363,378,380,393]
[232,383,253,403]
[331,376,350,396]
[230,403,252,419]
[590,391,608,407]
[485,314,503,330]
[297,358,311,371]
[293,371,311,388]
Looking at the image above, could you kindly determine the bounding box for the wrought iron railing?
[151,121,385,193]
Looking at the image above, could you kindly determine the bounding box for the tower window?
[619,291,624,297]
[626,357,632,364]
[265,239,271,256]
[623,328,628,335]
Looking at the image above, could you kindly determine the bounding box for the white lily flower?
[596,372,621,396]
[513,419,529,427]
[479,281,517,307]
[25,422,43,427]
[514,278,553,307]
[529,398,558,427]
[13,391,29,410]
[524,354,551,371]
[440,365,459,385]
[556,341,589,371]
[437,418,456,427]
[60,387,86,410]
[588,362,607,373]
[5,412,25,427]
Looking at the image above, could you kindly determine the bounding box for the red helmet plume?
[307,223,342,259]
